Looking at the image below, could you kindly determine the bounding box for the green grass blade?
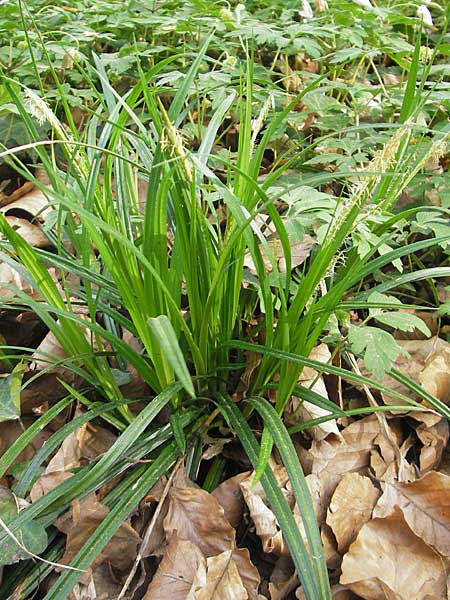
[148,315,195,398]
[249,396,330,598]
[215,393,325,600]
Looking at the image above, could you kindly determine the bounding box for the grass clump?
[0,1,449,598]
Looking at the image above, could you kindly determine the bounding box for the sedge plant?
[0,26,449,600]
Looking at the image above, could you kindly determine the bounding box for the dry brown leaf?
[243,235,315,275]
[413,412,449,474]
[188,550,248,600]
[55,494,140,571]
[30,472,73,502]
[287,344,340,441]
[327,473,381,553]
[0,172,52,221]
[0,263,36,299]
[212,472,250,529]
[268,557,298,600]
[20,370,81,415]
[69,563,127,600]
[4,215,50,248]
[163,485,260,599]
[78,422,116,462]
[373,471,450,558]
[306,415,382,513]
[202,436,232,461]
[164,486,235,556]
[370,428,416,483]
[0,179,34,208]
[292,473,329,538]
[240,466,290,556]
[143,536,204,599]
[320,524,341,570]
[0,418,52,471]
[380,338,450,406]
[340,507,449,599]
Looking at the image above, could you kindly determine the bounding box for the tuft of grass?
[0,3,449,598]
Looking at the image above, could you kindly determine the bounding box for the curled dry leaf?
[326,472,381,553]
[163,484,260,599]
[373,471,450,558]
[0,262,36,299]
[0,179,34,208]
[68,563,126,600]
[143,535,204,599]
[55,494,140,571]
[188,549,248,600]
[412,412,449,474]
[0,169,52,221]
[340,507,449,599]
[268,557,298,600]
[304,415,382,516]
[3,215,50,248]
[370,428,416,484]
[320,523,341,570]
[30,420,115,501]
[287,343,340,441]
[380,338,450,406]
[240,466,290,556]
[212,472,250,529]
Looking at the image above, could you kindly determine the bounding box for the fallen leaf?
[143,535,204,599]
[55,494,140,571]
[287,344,340,441]
[413,412,449,474]
[0,180,34,209]
[268,557,298,600]
[0,417,52,471]
[163,484,260,599]
[4,216,50,248]
[320,523,341,570]
[212,472,250,529]
[379,338,450,406]
[164,486,235,557]
[340,508,448,599]
[243,235,315,275]
[306,415,382,514]
[68,562,127,600]
[240,466,290,556]
[202,436,232,461]
[0,170,52,221]
[373,471,450,558]
[370,428,416,483]
[0,263,36,299]
[188,549,248,600]
[327,472,381,553]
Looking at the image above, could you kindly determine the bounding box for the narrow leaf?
[148,315,195,398]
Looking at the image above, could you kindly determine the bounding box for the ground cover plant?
[0,0,449,598]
